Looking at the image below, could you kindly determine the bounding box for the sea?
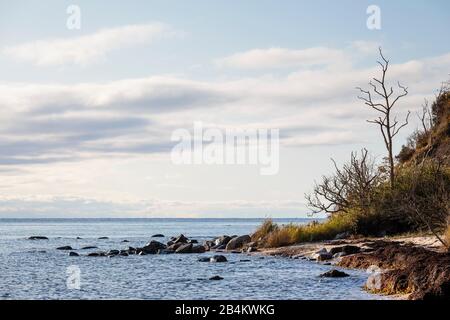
[0,218,387,300]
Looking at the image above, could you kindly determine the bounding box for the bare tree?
[417,99,433,136]
[357,48,411,188]
[305,149,379,215]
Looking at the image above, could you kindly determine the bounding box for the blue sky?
[0,1,449,217]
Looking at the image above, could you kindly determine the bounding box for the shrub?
[251,219,277,242]
[444,224,450,250]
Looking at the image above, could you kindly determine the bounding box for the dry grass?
[254,215,355,248]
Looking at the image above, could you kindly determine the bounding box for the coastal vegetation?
[254,49,450,250]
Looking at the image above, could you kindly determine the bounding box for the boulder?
[214,235,232,246]
[341,245,361,255]
[175,243,193,254]
[319,269,350,278]
[120,252,129,256]
[191,245,206,254]
[107,250,120,256]
[333,252,346,259]
[152,234,165,238]
[28,236,48,240]
[209,276,224,281]
[211,244,226,250]
[57,246,73,250]
[68,252,79,256]
[225,235,251,250]
[189,239,199,244]
[316,252,333,261]
[247,247,257,253]
[210,255,228,263]
[329,245,361,256]
[174,234,189,244]
[198,257,211,262]
[167,242,184,251]
[143,240,166,254]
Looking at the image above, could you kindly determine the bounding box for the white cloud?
[350,40,381,55]
[215,47,348,69]
[2,23,176,66]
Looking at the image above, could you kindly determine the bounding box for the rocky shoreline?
[260,236,450,300]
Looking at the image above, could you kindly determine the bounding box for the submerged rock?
[198,257,211,262]
[152,234,165,238]
[320,270,350,278]
[28,236,48,240]
[81,246,98,250]
[209,276,224,281]
[87,252,105,257]
[98,237,109,240]
[57,246,73,250]
[210,255,228,263]
[107,250,120,256]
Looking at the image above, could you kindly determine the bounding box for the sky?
[0,0,449,218]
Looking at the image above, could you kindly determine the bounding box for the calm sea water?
[0,218,386,300]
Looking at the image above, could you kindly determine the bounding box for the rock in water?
[68,252,79,256]
[210,255,228,263]
[143,240,166,254]
[225,235,251,250]
[81,246,98,250]
[151,234,165,238]
[191,245,206,253]
[28,236,48,240]
[57,246,73,250]
[174,234,189,244]
[98,237,109,240]
[320,270,350,278]
[317,252,333,261]
[214,235,232,246]
[209,276,224,281]
[175,243,193,254]
[158,249,175,254]
[87,252,105,257]
[198,257,210,262]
